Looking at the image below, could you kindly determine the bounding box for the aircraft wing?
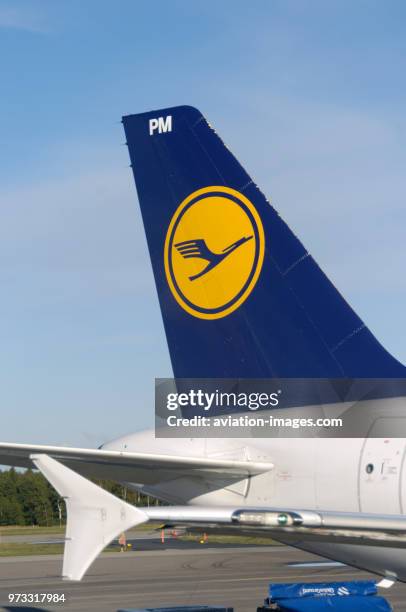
[30,454,406,581]
[144,505,406,531]
[148,505,406,542]
[145,506,406,553]
[0,442,272,484]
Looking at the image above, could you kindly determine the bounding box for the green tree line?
[0,468,158,526]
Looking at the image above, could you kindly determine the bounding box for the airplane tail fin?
[122,105,405,378]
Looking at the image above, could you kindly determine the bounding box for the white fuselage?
[102,395,406,581]
[103,433,406,513]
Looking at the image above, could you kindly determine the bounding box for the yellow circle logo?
[164,186,265,319]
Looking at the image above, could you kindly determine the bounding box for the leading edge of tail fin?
[122,105,405,378]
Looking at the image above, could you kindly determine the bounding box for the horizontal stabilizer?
[31,456,406,582]
[0,442,272,480]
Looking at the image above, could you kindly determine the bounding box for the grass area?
[129,521,161,532]
[0,522,161,537]
[0,543,64,556]
[0,525,65,536]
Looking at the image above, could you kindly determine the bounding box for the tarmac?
[0,537,406,612]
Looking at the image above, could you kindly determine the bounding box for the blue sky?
[1,0,405,446]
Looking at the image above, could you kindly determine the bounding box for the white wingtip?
[376,577,396,589]
[31,454,148,580]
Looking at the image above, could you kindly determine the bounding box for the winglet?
[31,454,148,580]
